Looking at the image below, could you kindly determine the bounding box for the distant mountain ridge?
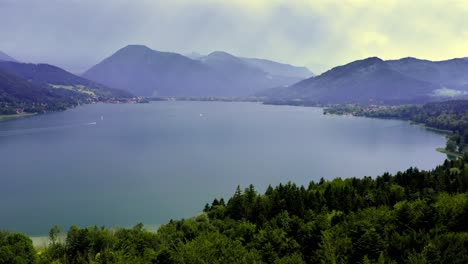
[196,51,314,93]
[196,51,294,95]
[240,57,313,79]
[83,45,313,97]
[264,56,468,105]
[0,51,17,62]
[386,57,468,91]
[186,51,314,79]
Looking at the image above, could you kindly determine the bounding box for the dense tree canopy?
[1,155,467,263]
[2,100,467,263]
[0,62,132,115]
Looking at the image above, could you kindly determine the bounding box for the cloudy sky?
[1,0,468,74]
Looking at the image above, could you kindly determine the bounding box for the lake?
[0,101,446,236]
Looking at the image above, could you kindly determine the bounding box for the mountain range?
[2,45,468,111]
[263,57,468,104]
[83,45,314,97]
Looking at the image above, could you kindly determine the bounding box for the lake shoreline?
[30,223,163,248]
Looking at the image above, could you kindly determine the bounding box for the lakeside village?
[5,96,148,116]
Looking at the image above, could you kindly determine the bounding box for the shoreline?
[409,122,452,134]
[321,108,460,158]
[30,223,162,248]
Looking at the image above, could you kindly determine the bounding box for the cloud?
[0,0,467,74]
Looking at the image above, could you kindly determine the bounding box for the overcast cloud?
[1,0,468,74]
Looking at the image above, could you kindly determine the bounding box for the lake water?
[0,101,446,236]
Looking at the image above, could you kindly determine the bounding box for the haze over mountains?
[386,57,468,92]
[0,51,17,62]
[83,45,314,97]
[188,51,313,79]
[264,57,468,104]
[83,45,227,97]
[240,57,312,79]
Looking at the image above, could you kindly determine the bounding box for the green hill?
[0,61,132,116]
[0,61,131,100]
[0,69,84,114]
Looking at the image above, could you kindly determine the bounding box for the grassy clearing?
[50,84,96,96]
[436,147,463,159]
[0,112,36,121]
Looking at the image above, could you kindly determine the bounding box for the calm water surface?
[0,102,446,235]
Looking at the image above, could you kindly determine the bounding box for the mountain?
[83,45,313,97]
[185,51,314,80]
[197,51,280,95]
[0,61,131,99]
[196,51,313,95]
[264,57,439,104]
[83,45,230,97]
[0,51,17,62]
[199,51,264,76]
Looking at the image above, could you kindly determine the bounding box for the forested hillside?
[0,61,131,99]
[2,155,468,263]
[0,69,85,114]
[0,62,131,116]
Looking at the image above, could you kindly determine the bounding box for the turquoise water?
[0,102,446,235]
